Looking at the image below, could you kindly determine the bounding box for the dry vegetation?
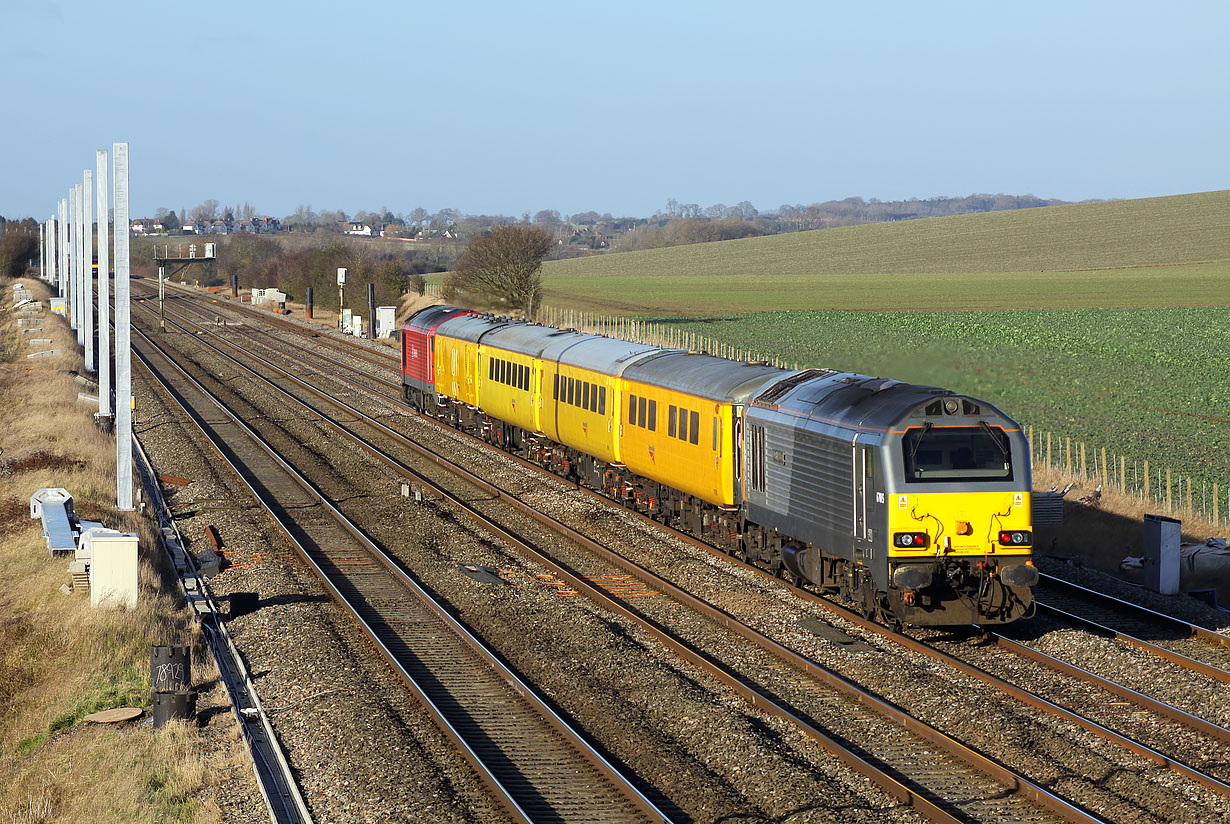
[0,276,238,823]
[1030,462,1225,576]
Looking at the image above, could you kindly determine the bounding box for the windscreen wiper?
[980,420,1009,456]
[908,421,932,463]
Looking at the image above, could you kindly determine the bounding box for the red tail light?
[998,530,1032,546]
[893,532,929,548]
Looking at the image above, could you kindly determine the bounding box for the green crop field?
[536,192,1230,511]
[654,308,1228,491]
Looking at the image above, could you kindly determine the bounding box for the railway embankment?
[0,275,257,823]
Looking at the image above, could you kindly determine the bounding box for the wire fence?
[1027,426,1227,528]
[428,295,1228,530]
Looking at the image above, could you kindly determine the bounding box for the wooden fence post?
[1215,482,1220,525]
[1120,456,1126,493]
[1079,442,1086,479]
[1101,447,1108,484]
[1144,460,1150,500]
[1166,468,1172,513]
[1046,432,1052,468]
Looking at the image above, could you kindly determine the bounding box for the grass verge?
[0,275,233,824]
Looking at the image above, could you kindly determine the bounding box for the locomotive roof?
[622,350,789,402]
[403,304,470,331]
[756,370,1012,431]
[435,312,519,342]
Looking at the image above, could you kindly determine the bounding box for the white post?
[83,169,95,373]
[39,223,44,280]
[45,219,54,285]
[58,200,68,299]
[69,189,79,331]
[114,143,134,511]
[96,150,111,418]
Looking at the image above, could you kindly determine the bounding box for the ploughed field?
[539,191,1230,500]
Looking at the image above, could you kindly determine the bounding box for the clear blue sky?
[4,0,1228,221]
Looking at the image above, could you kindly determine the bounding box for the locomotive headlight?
[943,399,959,414]
[997,530,1033,546]
[893,532,929,548]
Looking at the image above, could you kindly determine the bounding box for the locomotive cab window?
[902,425,1013,482]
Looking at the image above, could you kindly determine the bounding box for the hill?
[540,191,1230,313]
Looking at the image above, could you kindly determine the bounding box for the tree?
[379,257,411,295]
[445,224,553,316]
[0,225,38,277]
[160,211,181,233]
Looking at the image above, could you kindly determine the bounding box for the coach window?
[668,405,677,438]
[598,387,607,415]
[678,407,689,442]
[637,396,647,427]
[712,417,719,451]
[628,394,637,424]
[566,377,574,405]
[521,364,529,390]
[689,410,700,445]
[488,357,494,381]
[581,382,589,411]
[647,399,657,430]
[553,374,559,400]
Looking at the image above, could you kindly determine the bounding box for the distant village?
[127,216,463,241]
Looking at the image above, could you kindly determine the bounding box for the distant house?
[343,221,374,236]
[239,216,281,233]
[130,218,160,235]
[181,222,198,235]
[206,219,231,235]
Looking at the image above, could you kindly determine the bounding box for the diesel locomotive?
[401,306,1038,627]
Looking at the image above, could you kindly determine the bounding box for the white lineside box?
[376,306,396,338]
[82,527,139,608]
[342,308,353,333]
[50,296,67,316]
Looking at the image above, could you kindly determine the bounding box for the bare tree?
[445,224,554,316]
[189,199,219,223]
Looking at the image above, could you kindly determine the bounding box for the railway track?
[131,288,1186,824]
[143,283,1230,821]
[1031,575,1230,681]
[129,314,671,824]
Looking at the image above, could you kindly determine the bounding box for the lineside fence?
[423,292,1228,530]
[1027,426,1227,529]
